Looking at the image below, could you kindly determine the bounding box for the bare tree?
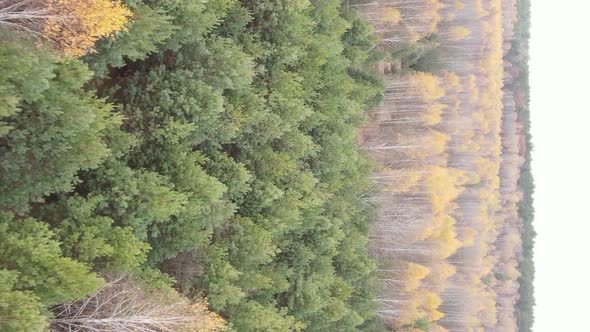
[0,0,54,35]
[50,276,214,332]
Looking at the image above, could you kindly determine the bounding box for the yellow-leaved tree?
[0,0,131,56]
[404,262,430,291]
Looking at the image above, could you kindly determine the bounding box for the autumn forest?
[0,0,533,331]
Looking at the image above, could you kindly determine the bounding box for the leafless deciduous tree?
[0,0,54,35]
[50,276,201,332]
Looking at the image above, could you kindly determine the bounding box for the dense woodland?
[0,0,533,331]
[510,1,534,331]
[354,0,534,331]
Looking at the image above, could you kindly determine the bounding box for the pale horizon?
[530,1,590,331]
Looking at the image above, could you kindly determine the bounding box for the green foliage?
[0,213,102,306]
[77,160,188,241]
[228,300,304,332]
[0,36,124,214]
[203,149,253,204]
[0,0,384,330]
[509,1,535,331]
[412,318,431,331]
[121,67,231,145]
[399,35,442,72]
[0,270,47,332]
[83,4,177,78]
[46,194,150,271]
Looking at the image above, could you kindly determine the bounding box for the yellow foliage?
[388,169,423,193]
[463,141,481,154]
[426,166,465,214]
[409,72,445,101]
[454,1,465,10]
[429,130,449,155]
[449,26,471,41]
[398,290,444,326]
[430,309,445,321]
[441,71,462,91]
[360,0,515,327]
[433,225,462,259]
[396,129,448,156]
[458,226,478,247]
[475,0,488,18]
[421,215,462,259]
[404,262,430,291]
[504,265,520,280]
[381,7,401,26]
[418,290,444,321]
[44,0,131,56]
[187,298,227,332]
[422,103,446,126]
[428,262,456,287]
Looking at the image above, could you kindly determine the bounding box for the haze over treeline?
[0,0,532,331]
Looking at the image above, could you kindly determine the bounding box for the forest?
[0,0,533,331]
